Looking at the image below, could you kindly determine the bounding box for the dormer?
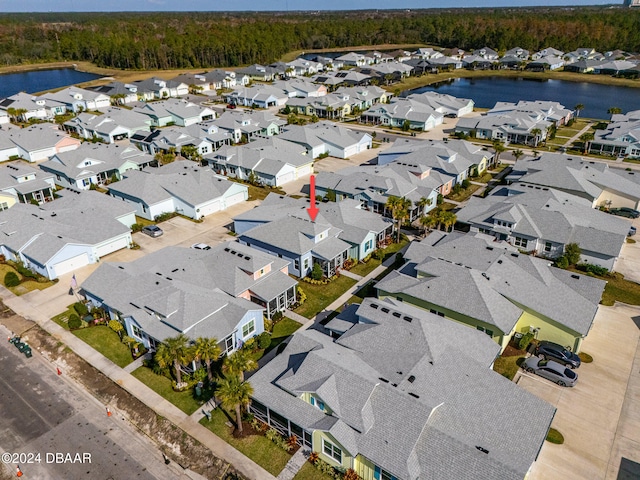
[251,263,272,280]
[72,92,83,100]
[153,79,167,87]
[438,152,457,163]
[35,99,46,106]
[77,158,103,168]
[300,392,333,415]
[16,173,36,183]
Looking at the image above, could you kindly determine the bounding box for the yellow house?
[249,298,555,480]
[0,192,17,211]
[375,231,605,354]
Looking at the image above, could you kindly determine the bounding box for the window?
[303,258,309,270]
[365,239,373,252]
[310,396,325,411]
[514,237,528,248]
[476,326,494,337]
[374,466,397,480]
[322,438,342,463]
[0,202,8,211]
[294,259,300,271]
[242,320,255,338]
[544,241,552,252]
[131,324,142,339]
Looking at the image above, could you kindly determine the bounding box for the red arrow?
[307,175,319,222]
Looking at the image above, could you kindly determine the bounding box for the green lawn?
[295,276,357,319]
[73,325,133,368]
[266,317,302,354]
[601,273,640,306]
[294,462,333,480]
[0,263,56,295]
[199,411,291,476]
[131,366,204,415]
[51,304,75,330]
[446,184,482,203]
[492,355,525,381]
[471,172,493,183]
[349,239,409,277]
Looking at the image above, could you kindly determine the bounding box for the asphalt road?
[0,331,183,480]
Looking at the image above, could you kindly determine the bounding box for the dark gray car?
[523,357,578,387]
[534,341,581,369]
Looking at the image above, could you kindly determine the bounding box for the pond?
[406,76,640,120]
[0,68,102,99]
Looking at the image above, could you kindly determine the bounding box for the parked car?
[191,243,211,250]
[226,103,237,109]
[141,225,163,238]
[609,207,640,219]
[534,340,581,368]
[522,357,578,387]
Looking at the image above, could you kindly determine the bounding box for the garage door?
[199,200,221,217]
[277,172,295,186]
[95,236,130,258]
[296,165,312,178]
[224,192,246,208]
[52,253,89,278]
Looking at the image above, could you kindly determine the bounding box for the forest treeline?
[0,7,639,70]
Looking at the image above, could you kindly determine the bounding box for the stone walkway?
[277,448,309,480]
[122,351,152,373]
[562,121,594,148]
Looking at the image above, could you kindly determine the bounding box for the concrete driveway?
[13,199,259,321]
[614,216,640,283]
[520,303,640,480]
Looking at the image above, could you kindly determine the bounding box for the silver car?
[141,225,163,237]
[522,357,578,387]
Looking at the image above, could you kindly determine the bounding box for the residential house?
[563,59,603,73]
[564,48,603,64]
[0,110,8,125]
[202,69,250,90]
[594,60,638,75]
[1,124,81,162]
[40,143,154,190]
[589,110,640,158]
[412,47,444,59]
[403,91,474,117]
[237,212,350,278]
[335,52,369,67]
[311,71,372,89]
[361,98,444,131]
[107,160,247,221]
[274,79,327,98]
[249,297,556,480]
[0,92,67,121]
[425,55,463,71]
[302,122,371,159]
[0,162,56,205]
[503,47,530,60]
[233,194,393,262]
[235,64,279,82]
[213,110,286,143]
[525,56,565,71]
[205,137,313,187]
[226,85,289,108]
[287,58,324,76]
[134,99,215,127]
[531,47,565,60]
[170,73,211,93]
[0,190,135,279]
[86,81,141,104]
[357,62,413,84]
[81,250,265,355]
[507,152,640,208]
[132,77,189,99]
[455,113,551,146]
[130,127,213,157]
[62,107,152,143]
[41,87,111,113]
[472,47,499,61]
[486,100,573,126]
[375,231,606,353]
[461,55,495,70]
[456,184,631,270]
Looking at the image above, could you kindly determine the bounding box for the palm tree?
[194,337,221,382]
[415,197,431,216]
[419,215,437,236]
[440,211,457,232]
[222,349,258,382]
[386,196,411,243]
[529,128,542,147]
[574,104,584,118]
[155,334,194,386]
[579,132,594,154]
[492,140,506,166]
[6,107,17,123]
[512,149,524,163]
[216,376,253,434]
[608,107,622,115]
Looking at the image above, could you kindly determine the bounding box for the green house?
[375,231,606,353]
[249,298,555,480]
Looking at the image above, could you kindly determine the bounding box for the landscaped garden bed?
[0,260,56,295]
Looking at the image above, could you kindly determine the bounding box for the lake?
[406,76,640,120]
[0,68,102,99]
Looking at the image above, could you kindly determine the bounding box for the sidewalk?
[0,287,276,480]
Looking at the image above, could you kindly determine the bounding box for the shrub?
[576,263,609,277]
[372,249,384,261]
[555,255,569,269]
[564,243,582,266]
[68,314,82,330]
[4,271,20,287]
[308,451,319,465]
[73,302,89,317]
[263,318,274,333]
[108,320,124,337]
[11,262,38,279]
[311,262,323,281]
[131,223,144,233]
[545,428,565,444]
[258,332,271,349]
[461,178,471,189]
[343,469,361,480]
[296,286,307,305]
[518,332,534,351]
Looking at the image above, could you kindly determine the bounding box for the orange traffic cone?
[106,407,112,417]
[16,465,23,477]
[56,367,62,376]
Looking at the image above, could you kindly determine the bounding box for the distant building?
[625,0,640,7]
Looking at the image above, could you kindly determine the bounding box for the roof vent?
[497,260,502,264]
[408,375,415,383]
[370,303,379,309]
[482,272,489,280]
[391,383,398,387]
[476,446,489,454]
[408,392,420,399]
[392,312,401,318]
[403,316,412,323]
[381,308,390,313]
[378,377,389,383]
[571,274,580,279]
[486,246,493,251]
[511,253,519,258]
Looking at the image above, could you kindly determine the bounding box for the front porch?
[250,285,297,319]
[313,249,348,278]
[249,399,312,449]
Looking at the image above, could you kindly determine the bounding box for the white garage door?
[277,172,295,186]
[53,253,89,278]
[296,165,312,178]
[224,192,246,208]
[95,236,130,258]
[199,200,221,217]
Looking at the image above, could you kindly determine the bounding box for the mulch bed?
[502,344,526,357]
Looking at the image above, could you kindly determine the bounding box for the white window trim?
[321,438,342,464]
[242,320,255,338]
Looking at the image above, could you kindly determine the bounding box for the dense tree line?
[0,7,639,70]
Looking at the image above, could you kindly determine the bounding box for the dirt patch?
[0,302,246,480]
[502,344,526,357]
